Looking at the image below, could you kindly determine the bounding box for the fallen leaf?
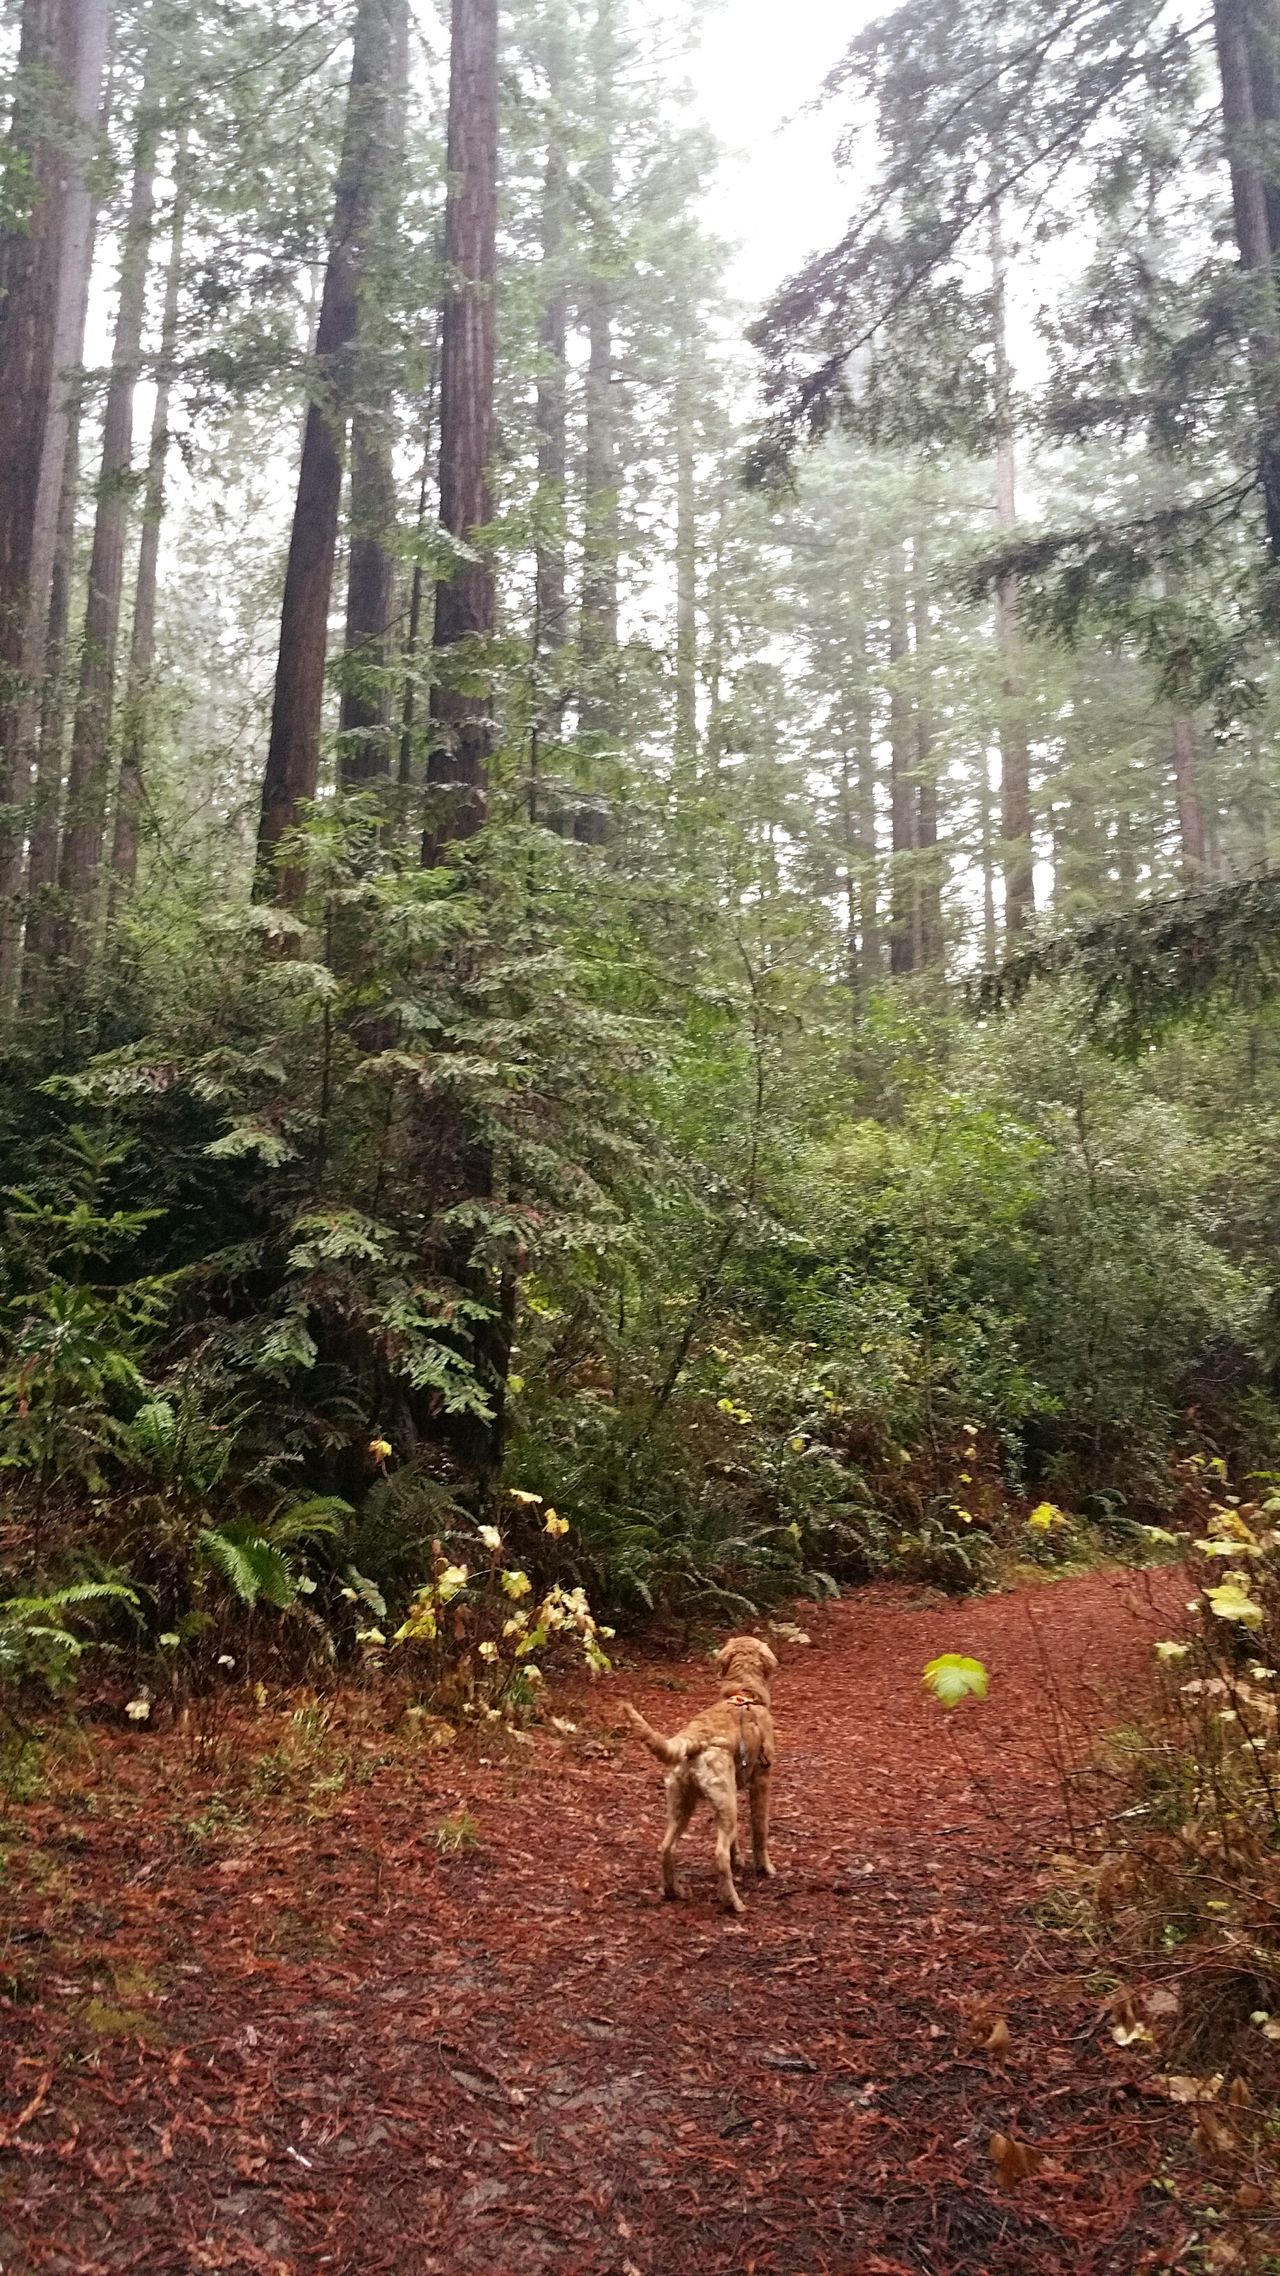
[1162,2073,1224,2104]
[1145,1986,1180,2022]
[985,2017,1012,2057]
[1192,2112,1235,2157]
[990,2131,1042,2187]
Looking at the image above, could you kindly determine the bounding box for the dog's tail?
[621,1701,695,1765]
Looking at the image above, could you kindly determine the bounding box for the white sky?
[688,0,867,311]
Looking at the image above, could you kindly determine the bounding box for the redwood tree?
[337,0,409,795]
[577,0,620,748]
[110,136,191,909]
[254,0,401,899]
[55,63,163,972]
[0,0,108,1002]
[422,0,499,859]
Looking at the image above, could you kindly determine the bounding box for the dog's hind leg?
[712,1793,745,1915]
[660,1776,697,1900]
[750,1768,776,1880]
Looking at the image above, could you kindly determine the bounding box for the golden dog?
[622,1634,778,1915]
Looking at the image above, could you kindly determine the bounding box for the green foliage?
[0,1582,140,1694]
[976,870,1280,1048]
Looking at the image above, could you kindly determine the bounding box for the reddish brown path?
[0,1568,1189,2276]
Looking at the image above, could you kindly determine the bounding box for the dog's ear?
[756,1639,779,1674]
[716,1638,738,1671]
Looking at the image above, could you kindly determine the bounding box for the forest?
[6,0,1280,2265]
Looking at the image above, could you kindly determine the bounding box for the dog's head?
[716,1633,778,1699]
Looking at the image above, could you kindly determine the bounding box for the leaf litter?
[0,1563,1256,2274]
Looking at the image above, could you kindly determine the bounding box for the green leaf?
[922,1653,989,1708]
[198,1524,297,1611]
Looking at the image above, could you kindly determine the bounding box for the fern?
[0,1581,139,1691]
[197,1523,296,1610]
[265,1496,350,1547]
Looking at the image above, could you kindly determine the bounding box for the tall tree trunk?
[1171,714,1209,873]
[0,0,107,1005]
[991,203,1034,940]
[533,0,568,668]
[578,0,619,746]
[1114,788,1139,902]
[55,57,161,983]
[21,389,83,999]
[109,133,190,910]
[854,640,881,981]
[397,330,440,801]
[978,751,998,966]
[417,0,505,1469]
[1213,0,1280,563]
[19,124,106,1009]
[338,0,409,796]
[673,340,698,778]
[913,539,942,968]
[705,498,726,776]
[887,546,915,976]
[254,0,400,900]
[835,614,879,995]
[834,732,861,1000]
[421,0,500,860]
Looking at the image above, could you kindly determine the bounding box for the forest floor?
[0,1562,1249,2276]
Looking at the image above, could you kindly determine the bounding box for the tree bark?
[421,0,499,860]
[20,388,83,999]
[534,0,569,664]
[854,644,881,981]
[705,499,726,776]
[913,539,942,968]
[979,751,998,967]
[0,0,107,1004]
[1213,0,1280,563]
[578,0,619,747]
[109,133,190,910]
[673,340,698,777]
[887,545,915,976]
[833,610,879,995]
[55,59,161,979]
[397,334,439,801]
[1170,714,1209,874]
[338,0,409,796]
[991,204,1034,941]
[254,0,400,900]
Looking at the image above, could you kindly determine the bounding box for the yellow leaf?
[1027,1501,1065,1532]
[506,1488,544,1506]
[1205,1575,1265,1629]
[922,1654,988,1708]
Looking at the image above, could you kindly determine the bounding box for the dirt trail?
[1,1567,1191,2276]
